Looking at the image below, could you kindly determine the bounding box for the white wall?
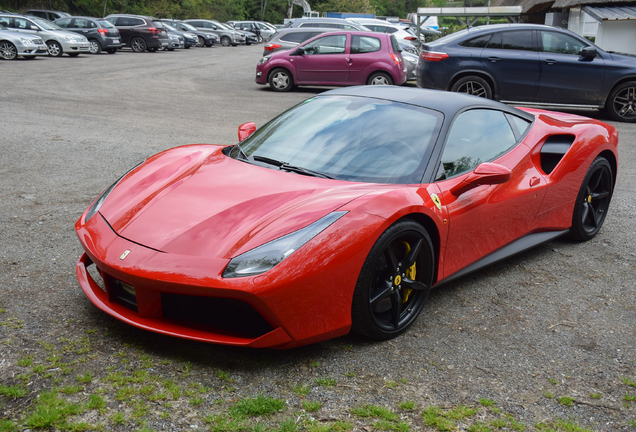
[597,20,636,54]
[568,7,599,37]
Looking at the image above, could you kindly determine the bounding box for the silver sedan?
[0,24,48,59]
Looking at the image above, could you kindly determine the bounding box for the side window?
[303,34,346,55]
[351,35,381,54]
[343,24,359,30]
[132,18,145,26]
[56,18,71,28]
[540,31,587,55]
[486,32,501,49]
[89,20,97,28]
[501,30,534,51]
[105,17,116,25]
[15,18,36,30]
[384,27,398,34]
[75,18,90,28]
[460,34,491,48]
[0,16,12,27]
[280,32,308,43]
[440,109,517,179]
[507,114,532,137]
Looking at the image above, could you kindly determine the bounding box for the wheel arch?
[267,65,293,83]
[604,77,636,107]
[366,69,395,84]
[598,149,618,189]
[391,212,441,283]
[448,71,498,99]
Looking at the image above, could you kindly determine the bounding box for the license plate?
[81,43,90,47]
[112,39,119,43]
[39,45,47,50]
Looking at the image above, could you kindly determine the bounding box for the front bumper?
[18,43,49,56]
[62,40,91,53]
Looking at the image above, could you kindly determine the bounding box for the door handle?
[530,177,540,187]
[544,59,557,64]
[345,57,352,66]
[487,56,499,62]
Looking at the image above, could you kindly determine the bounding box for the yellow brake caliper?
[401,241,416,303]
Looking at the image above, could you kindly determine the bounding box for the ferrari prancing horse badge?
[430,193,442,211]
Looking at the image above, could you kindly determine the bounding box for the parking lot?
[1,44,636,431]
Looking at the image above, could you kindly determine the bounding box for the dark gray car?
[55,16,122,54]
[159,19,218,47]
[183,19,245,47]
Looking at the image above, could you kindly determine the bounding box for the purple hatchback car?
[256,31,407,92]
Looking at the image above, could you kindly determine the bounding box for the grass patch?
[292,384,310,396]
[589,392,601,399]
[305,420,352,432]
[557,396,575,407]
[276,419,299,432]
[17,355,33,367]
[87,394,106,411]
[0,420,17,432]
[344,372,355,377]
[467,423,490,432]
[60,385,83,394]
[23,390,84,429]
[0,384,27,399]
[351,405,398,421]
[399,401,415,410]
[548,378,559,385]
[620,376,636,387]
[230,395,286,417]
[217,369,235,383]
[302,400,322,412]
[385,381,398,388]
[623,393,636,401]
[315,377,336,387]
[76,372,93,383]
[479,398,496,407]
[374,420,409,432]
[422,405,478,431]
[543,390,555,399]
[204,414,247,432]
[535,419,593,432]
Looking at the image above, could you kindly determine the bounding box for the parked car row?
[0,10,277,59]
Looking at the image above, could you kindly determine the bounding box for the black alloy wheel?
[570,157,613,241]
[0,41,18,60]
[607,81,636,122]
[451,75,493,99]
[130,37,146,52]
[352,220,435,340]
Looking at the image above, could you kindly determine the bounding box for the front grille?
[111,279,138,312]
[162,293,273,339]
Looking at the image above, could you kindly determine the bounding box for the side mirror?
[294,46,305,55]
[237,122,256,142]
[450,162,512,196]
[580,47,597,59]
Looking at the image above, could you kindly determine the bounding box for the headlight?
[405,57,417,64]
[222,211,347,278]
[84,161,144,223]
[20,38,35,45]
[258,55,271,64]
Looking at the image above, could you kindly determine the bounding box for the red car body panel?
[255,32,407,88]
[75,102,618,348]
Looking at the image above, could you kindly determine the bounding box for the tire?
[367,72,393,86]
[147,47,158,52]
[221,36,231,47]
[351,220,435,340]
[569,157,613,241]
[167,48,175,51]
[130,37,146,52]
[196,36,205,47]
[268,68,294,92]
[450,75,493,99]
[46,41,63,57]
[88,39,101,54]
[606,81,636,122]
[184,45,190,49]
[0,41,18,60]
[68,53,80,57]
[257,35,263,43]
[23,55,36,60]
[106,48,117,54]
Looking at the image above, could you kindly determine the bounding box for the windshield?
[218,22,234,30]
[162,22,177,31]
[97,19,115,28]
[180,22,197,32]
[32,18,62,30]
[233,96,443,184]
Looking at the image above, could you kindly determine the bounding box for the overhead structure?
[414,6,523,47]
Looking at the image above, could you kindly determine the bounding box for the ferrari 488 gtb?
[75,87,618,348]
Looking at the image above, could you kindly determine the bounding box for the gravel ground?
[0,44,635,432]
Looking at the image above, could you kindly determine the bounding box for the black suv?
[55,16,122,54]
[105,14,168,52]
[417,23,636,122]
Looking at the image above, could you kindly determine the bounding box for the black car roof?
[320,86,533,120]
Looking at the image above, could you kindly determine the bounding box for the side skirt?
[500,100,603,110]
[434,230,569,287]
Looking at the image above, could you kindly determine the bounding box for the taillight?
[420,51,449,61]
[97,28,108,36]
[389,52,402,66]
[404,36,417,41]
[264,43,281,51]
[148,27,161,34]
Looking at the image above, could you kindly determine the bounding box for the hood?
[99,145,379,259]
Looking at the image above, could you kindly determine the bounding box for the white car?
[0,23,48,59]
[347,18,421,47]
[0,14,90,57]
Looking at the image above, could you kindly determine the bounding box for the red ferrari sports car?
[75,87,618,349]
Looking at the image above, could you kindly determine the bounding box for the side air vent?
[540,135,575,175]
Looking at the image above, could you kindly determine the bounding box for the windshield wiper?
[252,155,334,179]
[280,164,335,179]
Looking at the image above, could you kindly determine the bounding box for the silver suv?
[183,19,245,46]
